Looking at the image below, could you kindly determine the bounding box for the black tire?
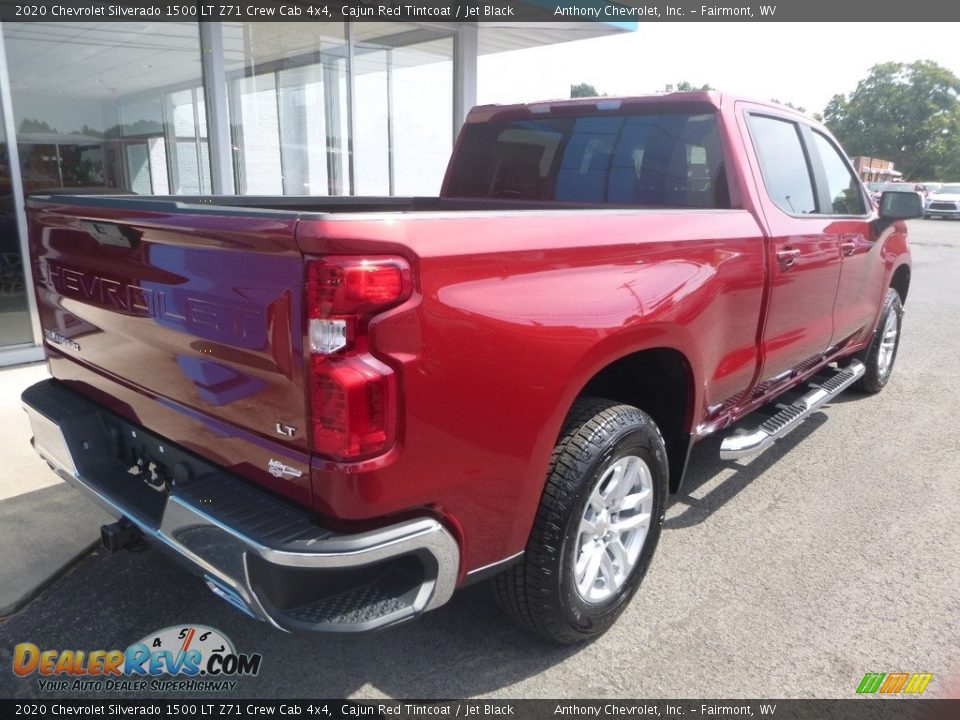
[854,288,903,394]
[493,397,668,644]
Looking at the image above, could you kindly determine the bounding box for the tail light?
[307,257,412,461]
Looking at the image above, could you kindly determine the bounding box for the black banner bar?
[1,0,960,22]
[1,700,959,719]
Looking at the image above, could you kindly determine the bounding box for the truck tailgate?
[28,197,310,499]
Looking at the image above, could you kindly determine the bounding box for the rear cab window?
[445,111,730,209]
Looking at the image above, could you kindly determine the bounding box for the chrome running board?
[720,361,865,460]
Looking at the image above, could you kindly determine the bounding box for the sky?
[477,23,960,116]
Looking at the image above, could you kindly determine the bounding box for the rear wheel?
[854,288,903,394]
[493,397,668,644]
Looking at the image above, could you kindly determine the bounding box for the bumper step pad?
[22,379,458,633]
[287,585,412,626]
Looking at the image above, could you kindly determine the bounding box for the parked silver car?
[924,183,960,219]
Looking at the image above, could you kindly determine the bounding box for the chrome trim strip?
[719,361,865,460]
[26,405,78,479]
[466,550,525,578]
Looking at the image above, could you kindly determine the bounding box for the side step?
[719,360,865,460]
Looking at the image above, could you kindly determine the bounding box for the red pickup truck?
[22,92,919,644]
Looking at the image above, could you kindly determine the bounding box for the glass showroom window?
[224,23,349,196]
[390,34,453,195]
[3,22,209,196]
[225,22,453,197]
[352,24,453,196]
[1,21,208,353]
[0,101,32,347]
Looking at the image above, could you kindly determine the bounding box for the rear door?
[804,130,881,345]
[28,197,308,453]
[741,111,841,383]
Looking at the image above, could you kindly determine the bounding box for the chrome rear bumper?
[22,379,459,632]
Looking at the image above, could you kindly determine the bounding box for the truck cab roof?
[465,91,813,124]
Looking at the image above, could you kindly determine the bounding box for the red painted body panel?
[26,92,911,578]
[28,203,314,505]
[297,209,766,567]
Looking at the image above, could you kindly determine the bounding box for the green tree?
[771,98,807,114]
[823,60,960,180]
[770,100,821,122]
[18,118,57,134]
[570,83,601,98]
[78,124,105,139]
[664,81,713,92]
[940,120,960,179]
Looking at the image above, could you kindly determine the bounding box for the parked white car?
[924,183,960,219]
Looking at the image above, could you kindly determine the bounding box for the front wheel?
[854,288,903,394]
[493,397,668,644]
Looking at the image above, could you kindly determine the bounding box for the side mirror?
[878,191,923,220]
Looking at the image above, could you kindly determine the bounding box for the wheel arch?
[890,263,911,304]
[576,347,696,494]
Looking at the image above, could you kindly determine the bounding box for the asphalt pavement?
[1,219,958,700]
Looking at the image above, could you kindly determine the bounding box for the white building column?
[199,22,234,195]
[454,23,478,138]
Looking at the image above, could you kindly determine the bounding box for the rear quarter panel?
[298,209,766,572]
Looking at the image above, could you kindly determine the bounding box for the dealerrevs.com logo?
[13,625,262,693]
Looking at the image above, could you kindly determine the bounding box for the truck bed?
[26,191,757,514]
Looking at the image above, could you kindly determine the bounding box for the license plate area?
[114,425,177,495]
[95,413,224,526]
[24,380,226,530]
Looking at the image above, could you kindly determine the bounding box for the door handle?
[776,247,801,270]
[840,239,857,257]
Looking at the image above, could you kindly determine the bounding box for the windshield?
[445,111,729,208]
[936,184,960,194]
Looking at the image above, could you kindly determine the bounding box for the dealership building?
[0,18,633,366]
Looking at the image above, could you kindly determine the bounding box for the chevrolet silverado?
[22,92,920,643]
